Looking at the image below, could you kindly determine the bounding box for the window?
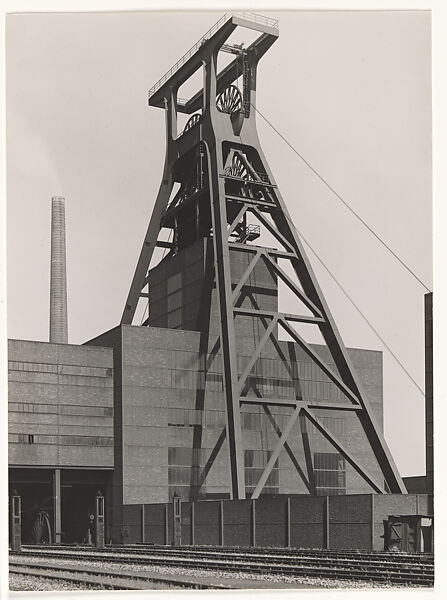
[8,361,57,373]
[168,446,207,500]
[60,405,113,418]
[59,435,113,447]
[205,372,223,391]
[314,452,346,495]
[204,410,226,429]
[8,402,58,414]
[242,412,262,431]
[168,408,203,427]
[9,433,35,444]
[310,417,346,436]
[9,433,58,445]
[244,449,279,497]
[8,361,111,377]
[168,447,206,466]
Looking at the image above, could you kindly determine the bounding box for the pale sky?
[5,9,432,477]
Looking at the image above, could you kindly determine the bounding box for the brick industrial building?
[8,13,432,549]
[8,248,388,543]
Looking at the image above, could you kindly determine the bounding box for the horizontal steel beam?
[225,194,277,209]
[233,307,324,324]
[184,30,278,113]
[307,402,362,411]
[229,243,295,259]
[149,19,237,108]
[240,397,303,407]
[156,241,174,249]
[220,174,277,188]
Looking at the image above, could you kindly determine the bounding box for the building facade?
[9,242,386,543]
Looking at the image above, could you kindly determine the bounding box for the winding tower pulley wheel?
[183,113,202,134]
[224,153,251,180]
[216,85,242,114]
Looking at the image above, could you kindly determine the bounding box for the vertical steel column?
[53,469,61,544]
[121,96,175,325]
[204,52,245,499]
[49,197,68,343]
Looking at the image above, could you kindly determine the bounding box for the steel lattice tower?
[121,13,406,499]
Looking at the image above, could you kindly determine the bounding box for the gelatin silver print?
[5,7,433,592]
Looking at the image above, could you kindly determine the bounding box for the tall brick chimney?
[49,197,68,343]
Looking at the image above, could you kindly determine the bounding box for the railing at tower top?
[148,12,279,100]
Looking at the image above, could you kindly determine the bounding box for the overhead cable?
[253,104,431,293]
[293,224,425,397]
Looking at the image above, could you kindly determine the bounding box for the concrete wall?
[124,493,431,551]
[8,339,114,469]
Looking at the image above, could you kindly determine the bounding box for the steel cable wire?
[252,104,431,293]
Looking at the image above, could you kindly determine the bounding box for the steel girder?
[122,13,406,499]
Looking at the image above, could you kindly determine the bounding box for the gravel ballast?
[10,554,415,591]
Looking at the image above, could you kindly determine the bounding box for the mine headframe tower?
[121,13,406,499]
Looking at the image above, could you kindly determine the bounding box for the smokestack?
[49,197,68,343]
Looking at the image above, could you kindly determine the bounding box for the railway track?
[25,542,434,564]
[12,545,434,587]
[9,559,228,590]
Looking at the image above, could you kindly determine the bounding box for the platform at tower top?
[148,12,279,110]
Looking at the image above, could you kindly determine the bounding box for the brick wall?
[128,493,431,551]
[8,339,114,469]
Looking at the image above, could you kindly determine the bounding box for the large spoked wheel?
[31,511,53,544]
[224,153,250,179]
[216,85,242,114]
[183,113,201,134]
